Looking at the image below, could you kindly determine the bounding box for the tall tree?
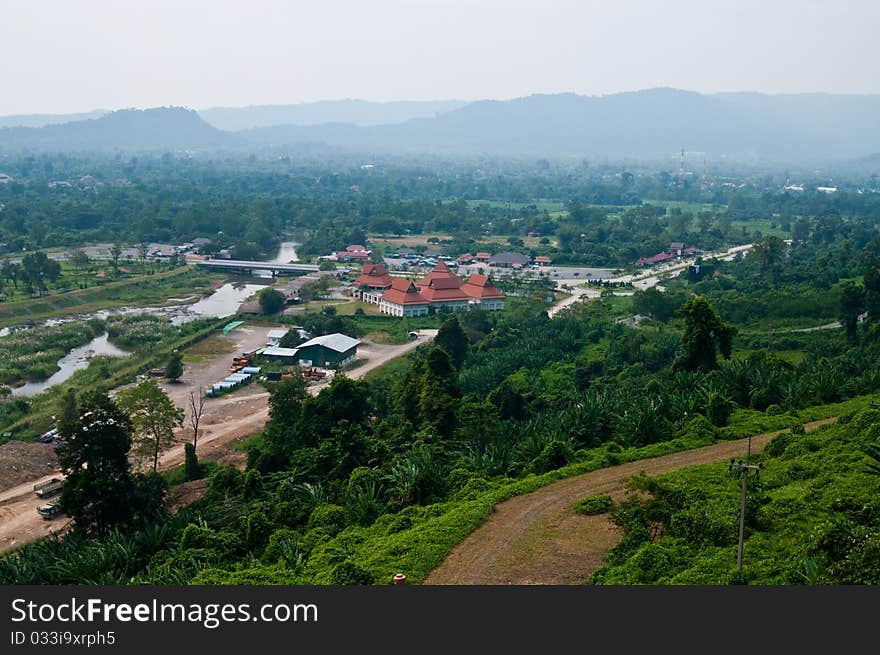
[751,235,785,283]
[56,392,160,533]
[165,350,183,382]
[116,380,183,472]
[69,247,91,287]
[21,251,61,296]
[417,347,461,437]
[258,287,285,315]
[863,256,880,329]
[674,296,737,372]
[138,241,150,267]
[187,390,206,451]
[4,262,19,290]
[57,388,80,441]
[840,281,865,344]
[434,316,468,368]
[263,374,309,459]
[110,243,123,277]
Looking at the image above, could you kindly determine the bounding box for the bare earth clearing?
[425,418,834,585]
[0,326,437,554]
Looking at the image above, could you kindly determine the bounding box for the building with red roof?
[460,274,505,310]
[418,260,459,287]
[354,263,394,304]
[636,251,675,266]
[533,255,552,266]
[337,248,371,262]
[376,262,506,317]
[418,276,472,312]
[379,279,430,317]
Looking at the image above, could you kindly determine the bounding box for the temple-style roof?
[355,263,393,289]
[381,278,430,306]
[461,274,505,300]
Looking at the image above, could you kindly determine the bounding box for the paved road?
[548,243,755,317]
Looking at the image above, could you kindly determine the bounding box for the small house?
[266,329,289,347]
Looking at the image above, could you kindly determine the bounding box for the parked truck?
[34,478,63,498]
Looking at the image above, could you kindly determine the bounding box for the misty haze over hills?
[0,110,109,129]
[1,89,879,165]
[198,100,469,130]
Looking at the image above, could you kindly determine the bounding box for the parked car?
[37,503,63,520]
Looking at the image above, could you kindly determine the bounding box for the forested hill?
[3,90,880,161]
[0,107,234,151]
[199,99,468,130]
[0,110,108,129]
[244,89,880,162]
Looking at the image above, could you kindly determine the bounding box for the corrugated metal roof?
[262,346,300,357]
[297,333,360,353]
[267,329,289,339]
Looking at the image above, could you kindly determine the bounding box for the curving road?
[548,243,755,318]
[425,418,834,585]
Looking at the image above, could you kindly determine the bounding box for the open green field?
[464,199,567,212]
[369,233,550,251]
[729,218,789,239]
[642,199,727,213]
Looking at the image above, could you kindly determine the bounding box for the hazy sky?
[1,0,878,114]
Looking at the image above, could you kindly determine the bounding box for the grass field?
[369,233,550,251]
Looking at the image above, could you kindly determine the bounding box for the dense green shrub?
[573,494,614,515]
[330,560,375,585]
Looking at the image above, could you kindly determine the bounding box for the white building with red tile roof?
[418,276,472,312]
[460,274,505,310]
[354,263,394,304]
[379,278,431,317]
[376,263,506,317]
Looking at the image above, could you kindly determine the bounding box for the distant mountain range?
[198,100,468,130]
[1,89,879,163]
[0,107,231,151]
[0,110,108,129]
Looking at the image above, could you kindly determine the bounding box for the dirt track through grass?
[425,418,835,585]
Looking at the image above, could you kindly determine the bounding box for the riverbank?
[0,266,223,330]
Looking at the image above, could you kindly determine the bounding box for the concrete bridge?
[196,259,320,277]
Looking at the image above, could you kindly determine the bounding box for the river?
[0,244,299,395]
[266,241,300,264]
[2,281,268,396]
[11,333,130,397]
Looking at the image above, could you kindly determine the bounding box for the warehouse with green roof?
[289,333,360,368]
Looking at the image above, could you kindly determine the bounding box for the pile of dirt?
[0,441,59,492]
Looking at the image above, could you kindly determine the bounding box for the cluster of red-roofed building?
[336,244,372,262]
[353,261,505,317]
[636,242,700,267]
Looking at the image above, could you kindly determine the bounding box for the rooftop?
[298,333,361,353]
[461,274,505,300]
[381,278,430,306]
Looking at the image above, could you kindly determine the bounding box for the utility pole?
[728,454,763,572]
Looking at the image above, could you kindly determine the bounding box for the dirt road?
[425,417,834,585]
[0,328,437,554]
